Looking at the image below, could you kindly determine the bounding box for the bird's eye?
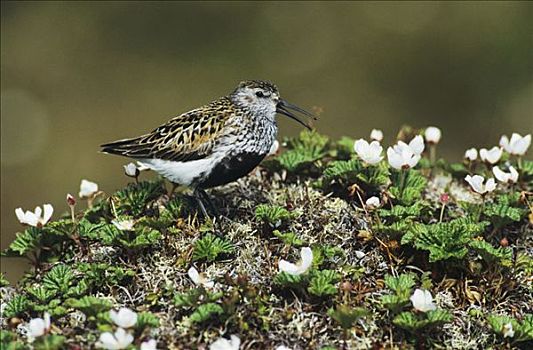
[255,91,265,98]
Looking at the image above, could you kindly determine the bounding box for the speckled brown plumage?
[101,80,314,214]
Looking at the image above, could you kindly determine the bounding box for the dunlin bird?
[101,80,316,216]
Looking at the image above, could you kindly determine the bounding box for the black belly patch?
[199,152,267,188]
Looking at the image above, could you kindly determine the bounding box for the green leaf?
[378,203,428,221]
[33,335,65,350]
[324,159,390,188]
[255,205,295,225]
[380,273,416,312]
[1,330,27,350]
[113,180,167,217]
[483,203,526,228]
[187,303,224,324]
[402,218,489,262]
[174,288,203,308]
[323,159,362,181]
[272,130,329,172]
[273,272,305,289]
[389,170,427,205]
[3,295,31,318]
[393,310,452,332]
[27,286,56,303]
[136,312,160,330]
[328,305,369,329]
[308,270,340,297]
[488,314,533,342]
[192,233,234,262]
[66,296,112,317]
[42,265,74,294]
[384,273,416,294]
[469,239,513,266]
[273,230,303,247]
[0,273,9,287]
[4,227,41,256]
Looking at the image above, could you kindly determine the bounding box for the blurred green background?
[1,1,532,281]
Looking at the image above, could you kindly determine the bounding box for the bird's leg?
[193,187,220,220]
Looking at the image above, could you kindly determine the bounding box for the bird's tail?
[100,137,151,157]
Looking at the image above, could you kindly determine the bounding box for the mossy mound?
[1,129,532,349]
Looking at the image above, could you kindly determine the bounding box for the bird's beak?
[276,99,317,130]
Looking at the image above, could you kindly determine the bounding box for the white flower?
[370,129,383,142]
[492,166,519,184]
[275,346,292,350]
[278,247,313,275]
[502,322,515,338]
[123,163,139,177]
[28,312,51,338]
[365,196,380,209]
[354,139,383,165]
[386,141,421,170]
[479,147,502,164]
[500,133,531,155]
[112,219,136,231]
[424,126,441,144]
[15,204,53,227]
[188,267,215,288]
[464,175,497,194]
[268,140,280,156]
[409,135,425,155]
[79,179,99,198]
[209,335,241,350]
[141,339,158,350]
[109,307,137,328]
[96,328,133,350]
[410,289,436,312]
[464,148,478,161]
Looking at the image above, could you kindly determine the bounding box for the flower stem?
[70,206,76,222]
[430,145,437,165]
[399,169,407,196]
[439,203,446,223]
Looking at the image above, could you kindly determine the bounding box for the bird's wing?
[100,98,233,162]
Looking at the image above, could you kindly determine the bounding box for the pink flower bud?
[66,194,76,206]
[440,193,450,203]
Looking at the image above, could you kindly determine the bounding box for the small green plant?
[273,272,305,290]
[469,239,513,266]
[187,303,225,325]
[328,305,369,329]
[401,218,489,262]
[113,180,167,217]
[389,169,427,205]
[380,273,416,313]
[393,309,453,332]
[255,204,296,226]
[66,296,112,317]
[324,159,390,188]
[272,130,329,172]
[192,233,234,262]
[273,230,303,247]
[33,335,66,350]
[136,312,160,330]
[308,270,340,297]
[3,295,31,318]
[487,314,533,343]
[42,264,75,295]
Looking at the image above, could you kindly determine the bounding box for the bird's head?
[230,80,316,130]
